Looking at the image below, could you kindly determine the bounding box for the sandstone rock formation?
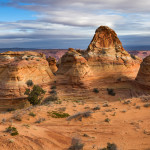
[0,51,54,110]
[47,56,58,73]
[84,26,142,80]
[57,48,91,86]
[57,26,142,86]
[136,55,150,86]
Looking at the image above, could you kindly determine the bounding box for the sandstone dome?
[57,48,91,86]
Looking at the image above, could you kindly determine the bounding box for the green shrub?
[26,80,33,87]
[42,95,58,104]
[5,126,19,136]
[29,112,36,117]
[24,89,30,95]
[24,85,45,105]
[48,111,70,118]
[143,103,150,108]
[100,142,117,150]
[13,115,22,121]
[67,111,92,121]
[51,85,56,89]
[93,105,100,111]
[105,118,110,123]
[93,88,99,93]
[107,88,116,96]
[49,90,57,94]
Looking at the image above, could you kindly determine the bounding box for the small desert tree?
[26,80,33,87]
[24,85,45,105]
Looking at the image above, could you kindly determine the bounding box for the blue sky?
[0,0,150,49]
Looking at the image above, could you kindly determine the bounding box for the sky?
[0,0,150,49]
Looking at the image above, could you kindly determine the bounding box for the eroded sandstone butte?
[57,26,142,86]
[0,51,54,110]
[136,55,150,86]
[57,48,91,86]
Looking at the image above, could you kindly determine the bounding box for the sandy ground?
[0,81,150,150]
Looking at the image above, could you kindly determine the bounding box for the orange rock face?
[136,55,150,86]
[0,51,54,109]
[57,26,142,86]
[85,26,142,80]
[47,56,58,73]
[57,48,91,86]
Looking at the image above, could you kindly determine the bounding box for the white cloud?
[0,0,150,48]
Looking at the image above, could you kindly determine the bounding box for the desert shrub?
[121,109,127,113]
[26,80,33,87]
[35,118,45,123]
[49,89,57,94]
[93,88,99,93]
[24,85,45,105]
[5,126,19,136]
[68,138,84,150]
[105,118,110,123]
[24,89,30,95]
[93,105,100,111]
[29,112,36,117]
[143,103,150,108]
[130,54,136,60]
[100,143,117,150]
[42,95,58,104]
[136,105,141,109]
[67,111,92,121]
[107,88,116,96]
[12,115,22,121]
[48,111,70,118]
[103,103,109,107]
[51,85,56,89]
[58,107,66,112]
[123,100,131,104]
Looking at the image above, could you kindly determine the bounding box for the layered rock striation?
[136,55,150,86]
[0,51,54,110]
[57,26,142,85]
[57,48,91,86]
[47,56,58,73]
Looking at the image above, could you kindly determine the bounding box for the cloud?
[0,0,150,48]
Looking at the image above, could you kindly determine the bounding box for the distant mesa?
[0,51,54,110]
[57,26,142,86]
